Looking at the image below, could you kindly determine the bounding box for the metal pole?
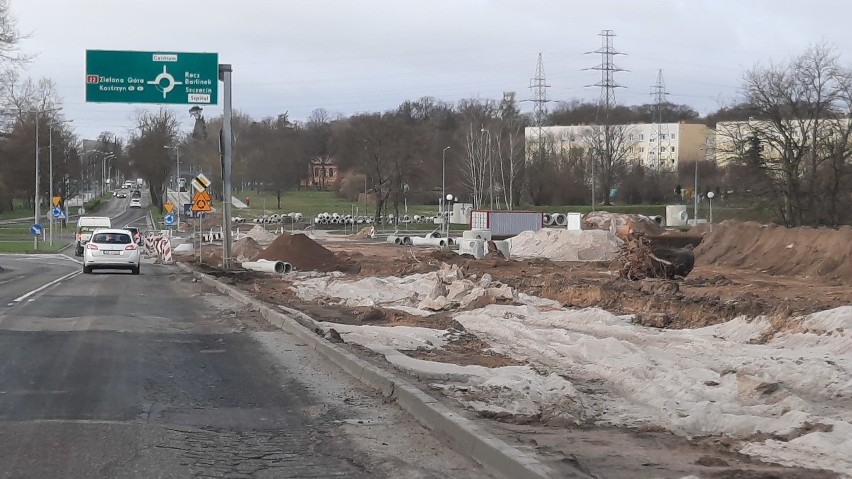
[442,146,450,237]
[219,64,234,270]
[176,147,181,232]
[34,114,39,250]
[49,125,54,246]
[693,157,699,222]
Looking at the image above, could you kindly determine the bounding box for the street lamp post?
[34,115,40,250]
[480,128,493,209]
[707,191,715,231]
[694,149,702,223]
[441,146,451,237]
[164,145,181,231]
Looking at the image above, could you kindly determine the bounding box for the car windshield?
[92,233,131,244]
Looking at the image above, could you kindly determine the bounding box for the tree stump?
[614,233,695,280]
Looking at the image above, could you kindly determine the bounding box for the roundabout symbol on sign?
[147,65,183,99]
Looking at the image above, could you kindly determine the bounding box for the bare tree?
[127,108,180,210]
[736,43,852,226]
[582,124,635,206]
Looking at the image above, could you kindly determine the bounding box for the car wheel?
[83,265,92,274]
[131,266,140,275]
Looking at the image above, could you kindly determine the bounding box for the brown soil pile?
[695,221,852,284]
[232,237,264,261]
[252,233,341,272]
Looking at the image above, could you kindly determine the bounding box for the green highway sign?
[86,50,218,105]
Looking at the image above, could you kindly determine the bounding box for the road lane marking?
[12,270,83,303]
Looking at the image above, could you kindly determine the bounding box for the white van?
[75,216,112,256]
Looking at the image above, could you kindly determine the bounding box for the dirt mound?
[232,237,264,262]
[252,233,341,271]
[584,211,664,236]
[508,229,622,261]
[695,222,852,284]
[351,226,376,239]
[242,224,278,244]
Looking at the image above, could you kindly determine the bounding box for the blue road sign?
[164,213,175,226]
[30,224,44,236]
[183,203,192,218]
[52,206,62,218]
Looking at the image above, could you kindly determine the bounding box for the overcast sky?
[11,0,852,141]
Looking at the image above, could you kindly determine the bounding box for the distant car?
[129,198,142,208]
[131,190,141,198]
[82,228,140,275]
[116,191,127,198]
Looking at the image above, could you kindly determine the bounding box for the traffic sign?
[191,190,212,212]
[164,201,174,213]
[164,213,175,226]
[30,224,44,236]
[85,50,218,105]
[52,196,61,206]
[52,206,62,218]
[191,173,211,192]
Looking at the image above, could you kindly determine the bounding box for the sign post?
[86,50,218,105]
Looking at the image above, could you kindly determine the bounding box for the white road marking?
[12,270,83,303]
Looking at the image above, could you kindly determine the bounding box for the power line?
[586,29,626,123]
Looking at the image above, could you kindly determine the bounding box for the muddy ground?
[176,229,850,478]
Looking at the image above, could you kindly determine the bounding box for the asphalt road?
[0,256,492,478]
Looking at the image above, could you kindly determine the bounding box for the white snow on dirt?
[292,272,852,476]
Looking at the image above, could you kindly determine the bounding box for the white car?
[129,198,142,208]
[82,229,141,275]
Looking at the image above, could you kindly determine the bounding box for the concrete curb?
[177,262,567,479]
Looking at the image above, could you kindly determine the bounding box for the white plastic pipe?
[242,259,293,274]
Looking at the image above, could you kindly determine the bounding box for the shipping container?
[469,210,543,239]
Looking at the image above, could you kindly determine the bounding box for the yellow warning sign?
[191,190,212,212]
[164,201,174,213]
[52,196,61,206]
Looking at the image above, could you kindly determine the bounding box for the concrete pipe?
[543,213,552,226]
[411,237,448,247]
[242,260,292,274]
[425,231,441,239]
[554,213,567,226]
[402,236,412,245]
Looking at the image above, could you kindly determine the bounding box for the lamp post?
[707,191,715,231]
[441,146,451,237]
[446,193,454,237]
[164,145,181,231]
[480,128,493,209]
[34,114,40,250]
[694,147,704,223]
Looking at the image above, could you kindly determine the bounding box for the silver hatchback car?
[82,228,141,275]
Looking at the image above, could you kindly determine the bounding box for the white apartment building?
[526,122,708,170]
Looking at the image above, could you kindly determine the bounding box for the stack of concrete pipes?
[254,212,304,224]
[311,212,443,226]
[542,213,570,227]
[387,231,454,247]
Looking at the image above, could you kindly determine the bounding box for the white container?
[666,205,689,227]
[566,213,583,231]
